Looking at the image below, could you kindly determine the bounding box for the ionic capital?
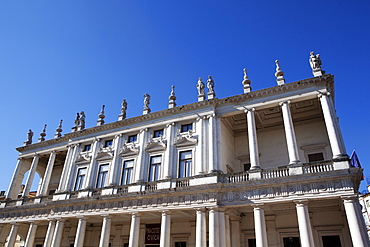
[279,100,291,106]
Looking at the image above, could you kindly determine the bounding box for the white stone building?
[0,53,368,247]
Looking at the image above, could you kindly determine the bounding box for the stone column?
[225,214,231,247]
[84,139,101,189]
[295,200,314,247]
[57,145,74,192]
[253,204,268,247]
[280,101,300,164]
[209,208,219,247]
[160,211,171,247]
[134,129,149,182]
[51,218,65,247]
[44,220,56,247]
[246,108,260,169]
[5,223,19,247]
[218,210,226,247]
[99,215,111,247]
[163,123,175,179]
[230,218,241,247]
[7,158,24,199]
[208,114,217,173]
[107,134,123,186]
[38,151,57,196]
[195,208,206,247]
[63,144,81,192]
[195,118,205,175]
[24,221,38,247]
[342,196,370,247]
[128,213,141,247]
[74,217,87,247]
[22,155,39,197]
[318,93,347,158]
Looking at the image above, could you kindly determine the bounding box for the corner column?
[280,101,300,164]
[160,211,171,247]
[295,200,314,247]
[253,204,268,247]
[318,93,347,158]
[99,215,111,247]
[38,151,57,196]
[128,213,141,247]
[74,217,87,247]
[24,221,38,247]
[208,114,217,173]
[342,196,370,247]
[22,155,39,197]
[195,208,206,247]
[6,158,24,199]
[44,220,56,247]
[195,117,205,175]
[51,218,65,247]
[245,108,260,169]
[5,223,19,247]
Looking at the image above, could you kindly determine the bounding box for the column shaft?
[134,129,148,182]
[128,213,141,247]
[84,140,101,189]
[25,222,38,247]
[5,224,19,247]
[195,209,206,247]
[44,220,56,247]
[209,209,219,247]
[318,93,347,158]
[163,123,175,179]
[230,220,241,247]
[107,135,122,186]
[74,218,87,247]
[99,216,111,247]
[195,118,205,175]
[38,152,56,196]
[7,159,23,199]
[51,219,64,247]
[208,115,216,173]
[218,211,226,247]
[225,214,231,247]
[246,109,260,169]
[22,155,39,197]
[253,205,268,247]
[57,145,74,192]
[160,211,171,247]
[281,101,300,164]
[295,201,314,247]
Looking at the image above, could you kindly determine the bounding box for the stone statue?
[79,111,86,129]
[196,77,205,95]
[143,94,150,109]
[309,51,322,70]
[207,75,214,94]
[24,129,33,145]
[121,99,127,116]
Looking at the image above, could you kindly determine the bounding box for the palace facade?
[0,53,368,247]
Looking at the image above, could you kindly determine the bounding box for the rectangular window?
[83,144,91,152]
[179,151,192,178]
[128,135,137,143]
[104,139,113,148]
[181,123,193,132]
[121,160,134,185]
[322,235,341,247]
[96,164,109,188]
[153,129,164,138]
[148,155,162,182]
[74,167,87,191]
[308,152,324,162]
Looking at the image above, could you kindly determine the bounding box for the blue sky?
[0,1,369,193]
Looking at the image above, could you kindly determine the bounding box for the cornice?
[16,75,334,153]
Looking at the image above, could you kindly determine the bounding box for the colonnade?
[2,196,368,247]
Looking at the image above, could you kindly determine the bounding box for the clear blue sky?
[1,1,369,193]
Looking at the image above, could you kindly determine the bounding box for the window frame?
[178,150,192,178]
[180,123,193,133]
[96,163,109,189]
[104,139,113,148]
[83,144,92,152]
[148,155,162,182]
[128,134,138,143]
[121,159,134,185]
[153,129,164,138]
[74,167,87,191]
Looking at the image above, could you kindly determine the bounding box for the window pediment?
[174,131,198,147]
[75,153,91,163]
[145,136,167,152]
[96,147,114,159]
[120,143,139,156]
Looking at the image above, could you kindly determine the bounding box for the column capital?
[76,215,88,220]
[160,210,171,215]
[166,122,176,128]
[341,195,358,203]
[195,207,207,213]
[140,128,149,133]
[244,107,255,113]
[100,214,111,218]
[317,91,330,98]
[279,100,291,106]
[251,203,264,209]
[294,199,309,206]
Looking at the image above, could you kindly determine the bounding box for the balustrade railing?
[303,161,334,174]
[262,167,289,179]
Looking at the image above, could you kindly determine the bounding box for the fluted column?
[22,155,39,197]
[57,145,74,192]
[209,208,219,247]
[163,123,175,179]
[280,101,300,164]
[343,196,370,247]
[134,129,149,182]
[129,213,141,247]
[295,200,314,247]
[74,217,87,247]
[160,211,171,247]
[107,134,123,186]
[51,218,64,247]
[253,204,268,247]
[38,151,57,196]
[5,223,19,247]
[208,114,217,173]
[24,221,38,247]
[99,215,111,247]
[195,208,206,247]
[318,93,347,158]
[84,139,101,189]
[7,158,24,199]
[44,220,56,247]
[246,108,260,169]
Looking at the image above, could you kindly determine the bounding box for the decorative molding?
[173,130,198,147]
[145,136,167,152]
[119,143,139,156]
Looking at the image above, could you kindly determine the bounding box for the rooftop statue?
[119,99,128,120]
[196,77,205,95]
[143,93,151,115]
[309,51,322,70]
[24,129,33,146]
[207,75,215,94]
